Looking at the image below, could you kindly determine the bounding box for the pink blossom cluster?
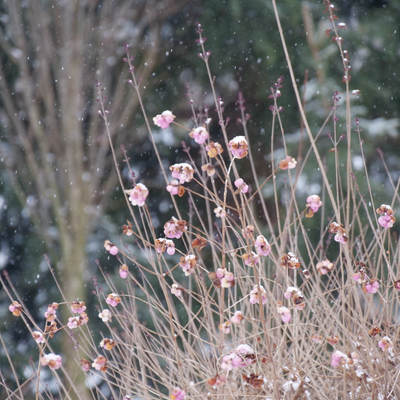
[170,163,194,184]
[277,302,291,323]
[119,264,129,279]
[127,183,149,207]
[104,240,119,255]
[230,310,244,324]
[92,355,107,371]
[164,217,188,239]
[281,252,301,270]
[284,287,306,310]
[228,136,248,159]
[220,344,255,371]
[316,259,334,275]
[32,331,45,344]
[216,268,235,288]
[189,126,209,144]
[234,178,249,194]
[100,338,116,351]
[44,302,59,320]
[376,204,395,228]
[106,293,121,307]
[249,284,267,305]
[331,350,349,367]
[98,309,112,323]
[329,222,348,244]
[206,141,223,158]
[255,235,271,256]
[279,156,297,170]
[155,238,176,255]
[71,301,86,314]
[214,206,227,218]
[9,301,22,317]
[242,251,260,266]
[206,374,226,388]
[153,110,175,129]
[378,336,393,352]
[67,313,89,329]
[179,254,197,276]
[306,194,322,217]
[353,269,380,294]
[331,351,359,368]
[170,387,186,400]
[166,180,183,196]
[306,195,322,213]
[242,225,254,239]
[218,321,231,334]
[40,353,62,370]
[171,284,182,297]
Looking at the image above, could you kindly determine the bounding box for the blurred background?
[0,0,399,397]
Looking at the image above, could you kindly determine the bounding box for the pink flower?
[32,331,45,344]
[234,178,249,194]
[214,206,227,218]
[106,293,121,307]
[394,280,400,291]
[277,304,291,323]
[100,338,116,350]
[171,284,182,297]
[164,217,188,239]
[153,110,175,129]
[189,126,209,144]
[364,279,379,294]
[242,225,254,239]
[166,180,180,196]
[40,353,62,370]
[206,141,223,158]
[9,301,22,317]
[376,204,395,229]
[230,310,244,324]
[279,156,297,170]
[92,355,107,371]
[284,287,305,310]
[255,235,271,256]
[80,359,91,372]
[155,238,176,255]
[71,301,86,314]
[128,183,149,207]
[243,251,260,266]
[316,260,334,275]
[170,387,186,400]
[378,214,395,229]
[249,284,267,305]
[170,163,194,184]
[98,309,112,323]
[378,336,393,352]
[119,264,129,279]
[281,252,301,270]
[44,303,59,320]
[179,255,197,276]
[228,136,248,159]
[329,222,348,244]
[284,286,298,299]
[218,321,231,334]
[67,316,80,329]
[331,350,347,367]
[206,374,226,387]
[104,240,119,255]
[306,195,323,213]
